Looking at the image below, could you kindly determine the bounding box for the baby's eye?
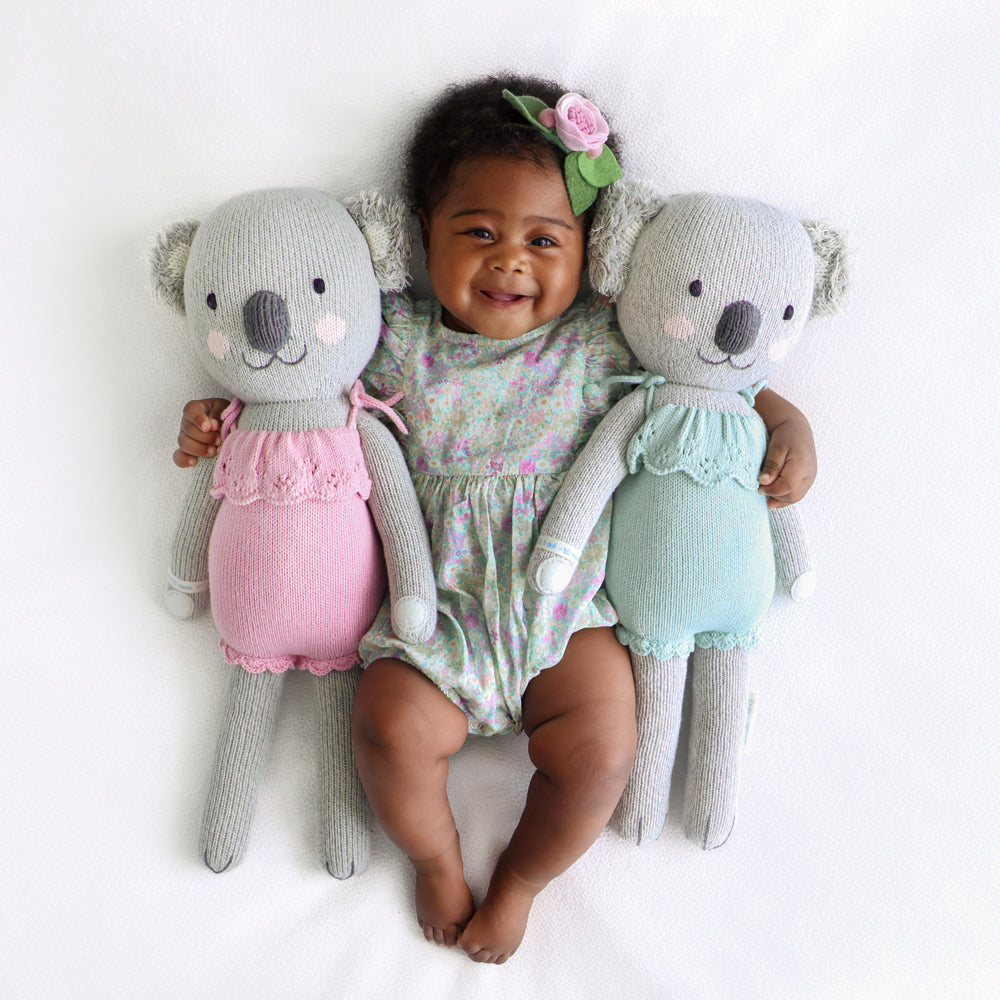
[688,280,702,297]
[530,236,557,248]
[465,228,494,240]
[783,304,794,320]
[206,292,218,311]
[313,278,326,294]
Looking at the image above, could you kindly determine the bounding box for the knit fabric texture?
[607,396,775,661]
[208,398,387,675]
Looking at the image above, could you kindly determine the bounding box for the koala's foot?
[201,816,251,873]
[684,808,737,851]
[684,646,748,851]
[200,669,284,873]
[614,652,687,845]
[614,776,669,846]
[323,825,370,879]
[317,667,370,878]
[321,769,370,880]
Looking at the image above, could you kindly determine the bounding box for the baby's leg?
[459,627,636,964]
[352,658,472,946]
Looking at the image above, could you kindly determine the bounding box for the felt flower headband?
[502,89,623,215]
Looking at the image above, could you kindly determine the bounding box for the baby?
[172,75,818,963]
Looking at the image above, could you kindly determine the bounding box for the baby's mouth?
[477,289,531,304]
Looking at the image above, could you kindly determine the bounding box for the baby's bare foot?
[413,839,475,947]
[458,860,538,964]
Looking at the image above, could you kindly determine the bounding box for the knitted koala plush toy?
[529,186,848,849]
[150,187,436,876]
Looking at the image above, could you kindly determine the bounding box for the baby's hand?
[758,415,816,509]
[173,398,230,468]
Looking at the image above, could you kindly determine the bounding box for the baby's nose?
[243,290,290,353]
[489,243,529,272]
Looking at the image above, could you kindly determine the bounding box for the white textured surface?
[4,2,998,997]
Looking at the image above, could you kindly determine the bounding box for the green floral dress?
[359,293,633,735]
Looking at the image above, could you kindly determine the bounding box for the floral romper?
[358,293,633,735]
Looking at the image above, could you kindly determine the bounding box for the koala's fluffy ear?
[344,191,411,294]
[803,219,850,317]
[588,181,665,300]
[149,219,200,314]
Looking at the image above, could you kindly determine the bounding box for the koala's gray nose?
[714,300,761,356]
[243,290,290,354]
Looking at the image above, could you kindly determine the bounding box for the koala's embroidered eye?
[313,278,326,294]
[783,304,794,321]
[689,280,702,297]
[206,292,218,311]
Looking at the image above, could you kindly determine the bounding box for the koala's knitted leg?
[200,668,284,872]
[316,666,370,878]
[614,651,687,845]
[683,646,749,850]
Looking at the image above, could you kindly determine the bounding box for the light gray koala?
[150,187,436,875]
[529,186,848,849]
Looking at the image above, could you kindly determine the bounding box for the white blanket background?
[3,2,998,997]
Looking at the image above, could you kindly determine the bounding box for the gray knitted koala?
[529,186,848,849]
[150,187,436,875]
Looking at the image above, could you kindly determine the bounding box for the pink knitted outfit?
[207,382,400,675]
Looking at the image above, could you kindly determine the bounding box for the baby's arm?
[356,411,437,645]
[528,390,646,594]
[173,398,229,467]
[753,388,816,509]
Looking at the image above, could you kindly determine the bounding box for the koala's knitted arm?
[167,459,222,619]
[356,411,436,644]
[769,504,816,602]
[528,390,646,595]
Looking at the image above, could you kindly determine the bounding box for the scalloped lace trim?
[625,403,764,490]
[616,624,762,660]
[220,640,359,675]
[212,426,371,505]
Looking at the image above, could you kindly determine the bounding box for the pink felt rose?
[538,94,610,158]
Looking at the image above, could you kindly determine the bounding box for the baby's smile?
[476,289,533,305]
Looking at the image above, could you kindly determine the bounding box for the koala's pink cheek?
[663,314,693,340]
[768,338,793,362]
[207,329,230,359]
[315,313,346,344]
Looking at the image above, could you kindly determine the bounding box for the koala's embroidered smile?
[242,344,308,370]
[239,289,309,369]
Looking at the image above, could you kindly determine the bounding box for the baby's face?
[421,156,585,340]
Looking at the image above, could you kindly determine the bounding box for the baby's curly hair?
[404,74,620,220]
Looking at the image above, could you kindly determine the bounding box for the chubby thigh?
[209,496,387,661]
[605,470,775,646]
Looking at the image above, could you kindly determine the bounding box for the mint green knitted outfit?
[606,381,775,660]
[359,293,633,736]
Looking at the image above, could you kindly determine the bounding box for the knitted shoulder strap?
[219,399,244,442]
[606,371,666,417]
[348,380,408,434]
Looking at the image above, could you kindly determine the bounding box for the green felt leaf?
[564,155,598,215]
[576,145,623,187]
[502,90,548,124]
[501,89,569,152]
